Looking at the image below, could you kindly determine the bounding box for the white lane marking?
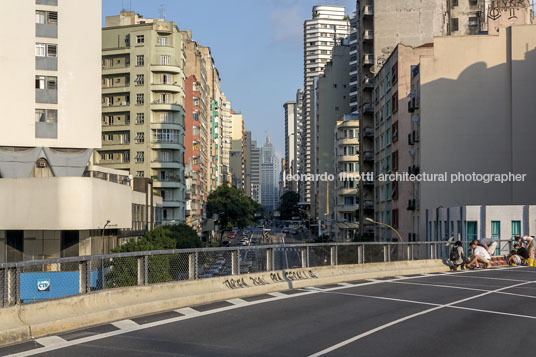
[337,283,354,287]
[443,275,527,282]
[268,292,287,298]
[111,319,139,330]
[227,298,248,306]
[175,307,200,316]
[450,305,536,319]
[34,336,67,348]
[308,280,535,357]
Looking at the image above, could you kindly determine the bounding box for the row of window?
[35,43,57,57]
[135,35,170,46]
[36,10,57,24]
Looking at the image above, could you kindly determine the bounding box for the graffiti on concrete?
[223,277,250,289]
[488,0,528,21]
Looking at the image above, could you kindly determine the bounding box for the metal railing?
[0,240,514,308]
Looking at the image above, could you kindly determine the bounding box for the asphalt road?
[3,267,536,357]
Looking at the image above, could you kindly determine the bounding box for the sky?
[102,0,356,157]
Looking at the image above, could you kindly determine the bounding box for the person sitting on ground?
[508,249,522,266]
[473,237,497,256]
[466,241,491,269]
[449,241,465,271]
[514,236,535,259]
[514,243,530,264]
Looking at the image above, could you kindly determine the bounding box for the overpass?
[1,240,533,356]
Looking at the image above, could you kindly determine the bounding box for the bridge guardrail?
[0,240,514,308]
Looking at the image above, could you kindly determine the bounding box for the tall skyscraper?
[250,140,262,204]
[100,12,186,223]
[283,101,297,193]
[220,93,232,185]
[261,137,279,211]
[229,111,245,190]
[303,6,350,205]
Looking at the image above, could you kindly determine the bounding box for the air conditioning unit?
[121,101,127,106]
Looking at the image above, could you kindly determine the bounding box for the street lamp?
[365,217,402,242]
[102,219,111,254]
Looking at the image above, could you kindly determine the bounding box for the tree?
[278,191,300,220]
[207,184,261,230]
[106,224,202,287]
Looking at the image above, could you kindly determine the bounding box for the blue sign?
[37,279,51,292]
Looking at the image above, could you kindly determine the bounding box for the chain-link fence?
[0,240,513,308]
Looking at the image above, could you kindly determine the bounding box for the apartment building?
[221,94,232,185]
[334,115,360,241]
[414,25,536,240]
[283,101,297,193]
[302,6,350,206]
[229,111,245,190]
[295,88,305,201]
[373,44,434,242]
[98,12,186,223]
[348,13,359,113]
[250,140,262,205]
[0,2,161,262]
[315,43,351,228]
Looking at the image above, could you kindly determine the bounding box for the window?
[157,37,168,46]
[451,18,459,32]
[136,55,144,66]
[392,150,398,171]
[160,55,170,65]
[392,121,398,142]
[47,44,57,57]
[392,63,398,85]
[162,74,169,84]
[392,181,398,200]
[136,94,144,105]
[36,11,57,24]
[392,92,398,113]
[35,11,45,24]
[35,43,46,57]
[452,0,458,6]
[136,35,144,44]
[135,132,144,143]
[136,151,144,163]
[136,171,144,177]
[135,74,144,85]
[160,112,169,123]
[193,111,199,121]
[491,221,500,255]
[136,113,144,124]
[35,109,57,123]
[466,221,477,241]
[392,209,399,229]
[35,76,57,89]
[512,221,521,237]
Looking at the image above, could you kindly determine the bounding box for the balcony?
[363,30,374,41]
[338,155,359,162]
[363,200,374,210]
[363,5,373,16]
[363,77,374,90]
[102,101,130,108]
[363,151,374,161]
[363,54,374,66]
[150,101,183,112]
[363,103,374,114]
[151,82,182,93]
[36,23,57,39]
[363,127,374,138]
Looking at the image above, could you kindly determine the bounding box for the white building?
[302,5,350,204]
[261,137,279,211]
[0,0,160,262]
[283,101,297,193]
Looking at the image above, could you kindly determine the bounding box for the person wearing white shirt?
[466,241,491,269]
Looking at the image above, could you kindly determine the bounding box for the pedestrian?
[513,236,534,265]
[472,238,497,256]
[449,241,465,271]
[508,250,522,266]
[514,243,530,264]
[466,241,491,269]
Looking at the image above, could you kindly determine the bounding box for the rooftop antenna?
[159,4,166,20]
[121,0,131,11]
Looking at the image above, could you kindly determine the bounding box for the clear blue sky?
[102,0,355,156]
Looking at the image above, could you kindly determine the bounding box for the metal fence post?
[429,244,435,259]
[330,246,337,266]
[79,261,89,294]
[266,248,273,271]
[137,255,148,285]
[358,245,364,264]
[7,267,19,306]
[188,252,197,280]
[232,249,240,275]
[0,268,5,308]
[301,247,308,268]
[383,244,390,262]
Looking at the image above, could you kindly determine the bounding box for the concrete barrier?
[0,260,446,346]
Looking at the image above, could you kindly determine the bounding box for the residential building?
[250,140,262,204]
[99,11,186,223]
[229,111,245,189]
[220,93,232,185]
[303,5,350,206]
[348,12,359,113]
[261,137,279,211]
[244,131,253,197]
[334,115,360,241]
[0,3,160,262]
[414,25,536,241]
[373,44,434,242]
[181,30,209,224]
[314,43,351,230]
[283,101,297,193]
[295,88,306,201]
